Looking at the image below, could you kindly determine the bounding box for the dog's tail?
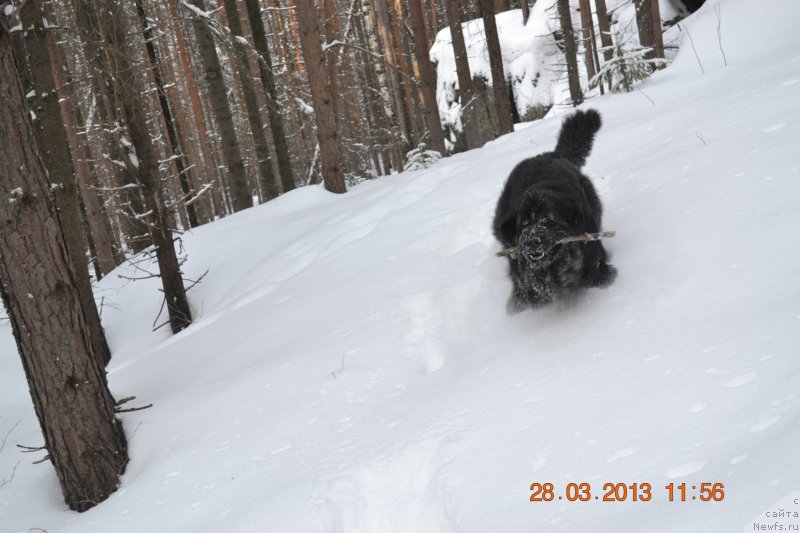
[553,109,601,168]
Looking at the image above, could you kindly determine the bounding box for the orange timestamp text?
[530,482,725,502]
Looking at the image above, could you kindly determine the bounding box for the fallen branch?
[496,231,617,258]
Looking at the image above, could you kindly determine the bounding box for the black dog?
[493,109,616,312]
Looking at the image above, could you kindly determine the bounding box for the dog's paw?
[587,262,617,288]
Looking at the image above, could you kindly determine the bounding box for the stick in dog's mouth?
[495,231,617,259]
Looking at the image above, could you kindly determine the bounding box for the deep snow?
[2,0,800,531]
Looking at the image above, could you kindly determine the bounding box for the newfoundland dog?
[493,109,616,313]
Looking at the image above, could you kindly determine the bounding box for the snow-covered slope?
[2,0,799,531]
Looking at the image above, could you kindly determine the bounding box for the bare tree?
[408,0,447,154]
[13,0,112,366]
[185,0,252,212]
[243,0,296,193]
[578,0,597,81]
[556,0,583,106]
[444,0,482,149]
[134,0,200,228]
[0,19,128,511]
[81,0,192,333]
[634,0,665,62]
[294,0,346,193]
[478,0,515,135]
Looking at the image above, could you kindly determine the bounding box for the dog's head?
[499,190,591,269]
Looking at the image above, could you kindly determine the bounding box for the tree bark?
[243,0,296,193]
[185,0,252,212]
[134,0,200,227]
[521,1,530,25]
[294,0,346,193]
[634,0,664,61]
[14,0,112,366]
[478,0,515,136]
[444,0,482,149]
[98,0,192,333]
[0,21,128,511]
[594,0,613,62]
[556,0,583,106]
[407,0,447,154]
[71,0,152,253]
[221,0,279,201]
[648,0,665,61]
[578,0,596,81]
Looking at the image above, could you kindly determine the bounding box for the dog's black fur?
[493,109,616,312]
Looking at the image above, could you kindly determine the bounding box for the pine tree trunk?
[407,0,447,154]
[444,0,482,149]
[243,0,296,193]
[634,0,663,61]
[578,0,596,81]
[0,22,129,511]
[649,0,665,61]
[71,0,152,254]
[362,0,404,170]
[134,0,200,227]
[14,0,112,366]
[293,0,346,193]
[373,0,411,148]
[478,0,515,135]
[388,0,423,146]
[594,0,613,62]
[221,0,279,201]
[556,0,583,106]
[185,0,252,212]
[99,0,192,333]
[167,0,221,220]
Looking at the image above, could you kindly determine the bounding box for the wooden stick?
[495,231,616,258]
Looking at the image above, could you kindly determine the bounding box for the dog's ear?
[498,215,518,246]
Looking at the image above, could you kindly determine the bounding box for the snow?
[1,0,800,531]
[430,0,683,133]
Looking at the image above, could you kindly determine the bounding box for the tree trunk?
[649,0,665,61]
[493,0,510,13]
[373,0,411,148]
[14,0,112,366]
[71,0,151,253]
[98,0,192,333]
[444,0,482,149]
[294,0,346,193]
[243,0,296,193]
[521,1,530,24]
[578,0,596,81]
[407,0,447,154]
[167,0,221,220]
[134,0,200,227]
[221,0,279,202]
[0,22,129,511]
[478,0,515,135]
[185,0,252,212]
[556,0,583,106]
[634,0,664,61]
[362,0,404,170]
[594,0,613,62]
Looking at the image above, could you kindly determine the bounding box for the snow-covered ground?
[2,0,799,531]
